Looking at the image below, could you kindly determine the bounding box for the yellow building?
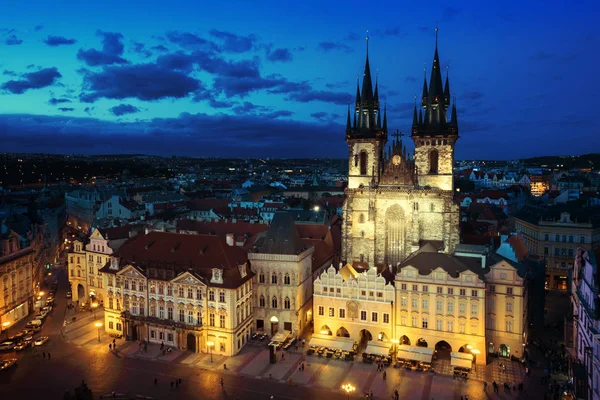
[313,264,395,348]
[100,232,254,357]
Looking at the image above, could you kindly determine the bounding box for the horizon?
[0,0,598,159]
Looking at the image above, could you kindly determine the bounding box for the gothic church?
[341,32,460,268]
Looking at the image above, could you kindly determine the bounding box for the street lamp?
[91,302,98,320]
[207,341,214,362]
[391,338,400,354]
[94,322,102,342]
[341,383,355,400]
[2,321,10,339]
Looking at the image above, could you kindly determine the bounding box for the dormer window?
[239,264,247,278]
[110,257,119,270]
[211,268,223,284]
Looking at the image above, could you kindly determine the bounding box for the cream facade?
[313,265,395,345]
[1,229,34,328]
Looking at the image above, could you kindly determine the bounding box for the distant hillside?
[521,154,600,169]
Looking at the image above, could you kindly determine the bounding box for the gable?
[172,271,204,286]
[90,228,105,240]
[117,264,145,279]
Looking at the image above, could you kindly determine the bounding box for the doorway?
[187,333,196,352]
[270,316,279,336]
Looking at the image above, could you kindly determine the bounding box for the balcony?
[121,311,203,332]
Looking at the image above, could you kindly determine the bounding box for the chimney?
[226,233,234,246]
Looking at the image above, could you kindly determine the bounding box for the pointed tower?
[411,27,459,191]
[346,35,387,189]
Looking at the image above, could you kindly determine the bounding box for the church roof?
[339,263,359,281]
[253,212,307,255]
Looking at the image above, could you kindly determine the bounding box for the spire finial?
[435,22,439,48]
[366,30,369,56]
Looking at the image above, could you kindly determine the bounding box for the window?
[185,288,191,299]
[411,316,418,327]
[377,292,383,298]
[459,303,466,314]
[506,319,513,332]
[284,297,291,309]
[220,315,225,328]
[436,319,442,330]
[158,284,164,295]
[167,333,173,342]
[544,247,549,255]
[259,296,265,307]
[167,307,173,320]
[209,313,215,326]
[412,285,418,291]
[284,274,290,285]
[506,302,513,312]
[219,292,225,303]
[489,285,495,292]
[328,307,335,317]
[554,248,560,256]
[436,287,443,294]
[271,273,277,284]
[220,343,226,352]
[401,316,406,325]
[568,235,573,243]
[489,298,495,312]
[422,285,428,293]
[109,321,114,329]
[447,320,453,332]
[369,291,374,297]
[411,298,418,308]
[196,290,202,300]
[422,299,429,309]
[179,309,185,322]
[323,286,328,293]
[471,290,478,297]
[359,151,368,175]
[209,291,215,301]
[580,236,586,244]
[150,330,156,339]
[259,272,265,283]
[447,288,454,295]
[506,287,513,295]
[422,317,428,329]
[108,298,114,309]
[371,312,378,322]
[471,304,478,315]
[401,297,407,307]
[544,234,549,241]
[471,323,477,334]
[401,284,407,290]
[188,311,194,324]
[562,235,566,243]
[459,289,466,296]
[339,308,346,319]
[159,305,164,319]
[429,149,438,174]
[318,305,324,316]
[447,302,454,313]
[568,248,574,257]
[383,313,389,323]
[555,234,560,242]
[167,285,173,296]
[272,297,278,308]
[360,311,367,321]
[459,323,465,334]
[131,281,136,291]
[436,300,442,312]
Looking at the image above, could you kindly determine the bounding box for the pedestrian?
[154,378,157,385]
[109,343,112,351]
[113,338,116,346]
[175,380,179,388]
[461,396,464,400]
[302,363,305,371]
[48,353,51,360]
[299,364,301,371]
[383,371,386,380]
[170,382,173,389]
[220,377,224,388]
[43,352,46,359]
[178,378,182,385]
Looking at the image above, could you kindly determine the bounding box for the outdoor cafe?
[306,333,357,360]
[396,344,434,371]
[450,351,473,377]
[362,342,393,365]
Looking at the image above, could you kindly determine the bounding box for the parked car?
[0,358,17,371]
[14,340,32,351]
[8,332,25,342]
[46,296,54,304]
[66,291,72,298]
[35,313,47,321]
[26,319,43,329]
[34,336,49,346]
[0,341,15,351]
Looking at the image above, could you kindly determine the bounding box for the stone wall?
[413,141,455,191]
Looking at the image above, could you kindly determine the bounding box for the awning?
[450,352,473,369]
[308,335,355,351]
[396,345,433,363]
[271,330,291,343]
[365,343,391,357]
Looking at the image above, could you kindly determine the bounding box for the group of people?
[154,377,183,389]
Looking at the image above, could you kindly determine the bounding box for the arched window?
[259,272,265,283]
[271,273,277,284]
[430,203,435,212]
[429,149,439,174]
[272,296,278,309]
[360,151,368,175]
[359,213,365,223]
[259,295,265,307]
[284,297,291,309]
[284,274,290,285]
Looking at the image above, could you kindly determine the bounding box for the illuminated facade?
[100,232,253,357]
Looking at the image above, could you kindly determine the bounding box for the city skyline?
[0,0,598,159]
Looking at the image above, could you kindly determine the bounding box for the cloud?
[44,35,77,46]
[131,41,152,58]
[3,70,17,76]
[461,91,485,101]
[373,27,406,37]
[156,51,196,72]
[166,31,219,52]
[0,112,345,158]
[317,42,353,53]
[77,30,128,66]
[387,101,414,118]
[404,76,417,83]
[1,67,61,94]
[151,44,169,52]
[442,6,462,20]
[58,107,74,112]
[311,111,342,122]
[80,63,202,102]
[208,29,257,53]
[48,97,71,105]
[266,47,293,63]
[5,34,23,45]
[231,101,293,119]
[109,103,140,116]
[34,25,44,32]
[345,32,361,41]
[325,81,350,90]
[530,51,577,62]
[286,90,349,105]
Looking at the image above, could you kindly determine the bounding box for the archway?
[320,325,332,336]
[359,329,373,344]
[499,344,510,358]
[77,284,85,301]
[187,333,196,352]
[360,151,368,175]
[336,326,349,337]
[434,340,452,360]
[416,338,428,348]
[377,332,389,342]
[399,335,411,345]
[270,316,279,336]
[429,149,439,174]
[458,344,473,353]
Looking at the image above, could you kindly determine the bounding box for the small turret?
[421,68,428,108]
[443,66,450,109]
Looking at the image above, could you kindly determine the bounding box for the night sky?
[0,0,598,159]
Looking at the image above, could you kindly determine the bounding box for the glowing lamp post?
[91,302,98,320]
[207,341,214,362]
[94,322,102,342]
[341,383,355,400]
[391,338,400,354]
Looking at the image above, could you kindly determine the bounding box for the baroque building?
[100,232,254,357]
[342,33,460,268]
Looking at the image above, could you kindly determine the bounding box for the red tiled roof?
[120,198,144,212]
[186,198,230,213]
[98,225,131,240]
[507,234,529,262]
[113,231,251,288]
[232,207,259,217]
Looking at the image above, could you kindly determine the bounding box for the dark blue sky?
[0,0,598,159]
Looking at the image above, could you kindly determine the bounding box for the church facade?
[341,35,460,269]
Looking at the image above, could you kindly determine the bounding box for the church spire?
[361,34,374,102]
[443,65,450,109]
[346,101,352,130]
[428,26,444,105]
[421,67,428,108]
[412,97,419,131]
[355,77,360,105]
[449,96,458,132]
